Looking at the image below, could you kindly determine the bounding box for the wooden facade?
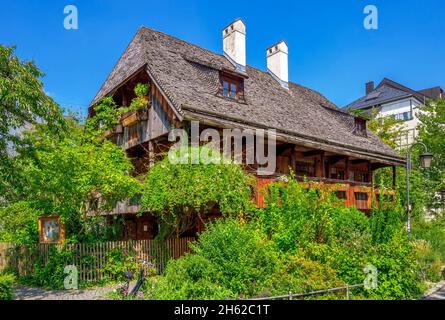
[87,28,404,240]
[94,72,399,240]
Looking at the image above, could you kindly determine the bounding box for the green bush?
[366,232,423,299]
[147,219,278,299]
[141,176,429,300]
[0,273,15,300]
[101,247,139,282]
[191,219,278,297]
[141,146,254,237]
[149,254,235,300]
[412,218,445,282]
[261,254,344,298]
[24,246,75,289]
[0,202,41,245]
[412,239,443,283]
[257,180,340,252]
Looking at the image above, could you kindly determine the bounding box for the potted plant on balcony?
[121,83,150,127]
[103,123,123,137]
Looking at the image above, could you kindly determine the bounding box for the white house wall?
[379,97,422,148]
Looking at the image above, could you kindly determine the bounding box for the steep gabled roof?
[90,27,403,165]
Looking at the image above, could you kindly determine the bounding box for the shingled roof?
[344,78,430,111]
[90,27,403,165]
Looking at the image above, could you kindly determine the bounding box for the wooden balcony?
[256,175,394,213]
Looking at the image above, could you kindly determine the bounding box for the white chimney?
[222,18,246,73]
[267,40,289,89]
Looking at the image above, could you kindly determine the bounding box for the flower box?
[121,111,139,127]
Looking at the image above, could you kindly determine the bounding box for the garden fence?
[0,238,194,283]
[252,284,365,300]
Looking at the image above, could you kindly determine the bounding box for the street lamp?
[406,142,433,238]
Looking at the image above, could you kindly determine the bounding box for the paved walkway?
[424,285,445,300]
[13,284,120,300]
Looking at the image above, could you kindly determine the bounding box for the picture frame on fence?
[38,216,65,244]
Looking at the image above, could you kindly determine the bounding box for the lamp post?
[406,141,433,238]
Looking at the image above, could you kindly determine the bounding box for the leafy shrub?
[142,175,429,300]
[101,247,139,282]
[0,273,15,300]
[0,202,41,245]
[192,219,278,297]
[24,246,75,289]
[147,219,278,299]
[141,148,254,237]
[257,179,340,252]
[366,232,423,299]
[412,218,445,281]
[412,239,443,283]
[261,254,344,298]
[149,254,234,300]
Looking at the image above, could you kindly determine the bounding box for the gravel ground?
[13,284,121,300]
[423,281,445,300]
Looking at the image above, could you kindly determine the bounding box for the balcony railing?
[255,175,394,213]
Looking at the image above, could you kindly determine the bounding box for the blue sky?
[1,0,444,115]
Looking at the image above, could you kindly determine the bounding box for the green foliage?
[86,83,150,136]
[0,45,66,203]
[0,201,41,245]
[145,219,279,299]
[127,83,150,113]
[0,117,141,243]
[262,254,344,298]
[256,177,358,252]
[367,233,423,299]
[101,247,139,282]
[148,254,235,300]
[22,246,74,289]
[141,147,254,237]
[146,176,425,300]
[349,108,403,149]
[369,199,404,244]
[412,217,445,282]
[418,99,445,173]
[418,99,445,212]
[86,96,121,134]
[0,273,15,300]
[191,219,278,297]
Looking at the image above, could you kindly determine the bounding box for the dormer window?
[219,72,245,101]
[223,79,237,99]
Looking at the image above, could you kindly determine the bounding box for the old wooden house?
[89,19,404,240]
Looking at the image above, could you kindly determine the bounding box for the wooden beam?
[290,149,296,175]
[370,163,389,171]
[303,150,323,158]
[351,159,369,165]
[392,166,396,190]
[328,155,346,166]
[320,151,326,178]
[345,156,350,181]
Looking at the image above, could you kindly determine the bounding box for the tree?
[418,99,445,212]
[140,146,254,237]
[349,108,403,149]
[5,117,142,242]
[0,45,65,202]
[348,107,434,218]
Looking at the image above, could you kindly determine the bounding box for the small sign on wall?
[38,216,65,244]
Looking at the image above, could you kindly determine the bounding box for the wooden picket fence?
[0,238,194,283]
